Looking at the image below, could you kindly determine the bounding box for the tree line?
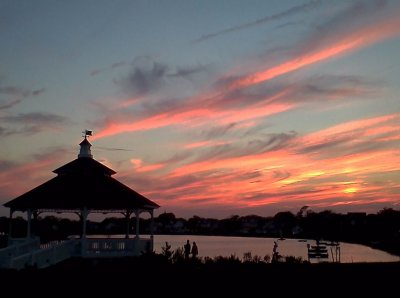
[1,207,399,254]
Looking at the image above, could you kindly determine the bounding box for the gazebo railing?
[8,239,80,269]
[83,237,151,257]
[30,239,80,268]
[0,237,40,263]
[0,237,79,269]
[0,236,153,269]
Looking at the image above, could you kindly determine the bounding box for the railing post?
[27,209,32,238]
[125,211,131,239]
[8,209,13,245]
[135,210,140,239]
[31,250,36,267]
[150,209,154,251]
[80,207,88,256]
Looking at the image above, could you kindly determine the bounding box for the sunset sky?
[1,0,400,219]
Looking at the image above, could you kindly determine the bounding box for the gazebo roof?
[4,174,159,211]
[53,158,116,176]
[4,137,159,212]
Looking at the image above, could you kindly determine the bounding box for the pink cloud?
[184,140,231,149]
[226,15,400,90]
[136,163,166,173]
[229,39,362,89]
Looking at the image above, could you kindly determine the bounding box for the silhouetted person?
[163,241,172,259]
[273,241,278,254]
[184,240,191,259]
[272,241,279,262]
[191,241,198,258]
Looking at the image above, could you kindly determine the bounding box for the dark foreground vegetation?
[2,208,399,293]
[1,252,399,295]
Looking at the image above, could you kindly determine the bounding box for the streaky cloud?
[199,123,240,139]
[96,146,134,152]
[0,147,69,199]
[90,61,128,76]
[298,75,378,99]
[1,112,68,125]
[274,20,308,30]
[0,85,45,98]
[296,113,399,157]
[0,160,17,172]
[0,81,46,110]
[0,85,29,97]
[0,112,70,136]
[223,2,400,90]
[184,140,230,150]
[194,0,322,42]
[0,98,22,110]
[114,62,169,96]
[171,131,297,176]
[167,64,210,79]
[32,88,46,96]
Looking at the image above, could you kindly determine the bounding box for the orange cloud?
[136,163,166,173]
[298,113,399,152]
[130,159,142,168]
[117,96,142,108]
[130,158,166,172]
[95,96,293,140]
[230,39,362,89]
[169,149,296,178]
[0,153,64,201]
[217,103,294,125]
[94,108,212,139]
[364,125,400,137]
[144,111,400,212]
[184,140,230,149]
[228,16,400,89]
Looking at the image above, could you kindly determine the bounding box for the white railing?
[0,236,154,269]
[0,237,40,267]
[84,237,151,257]
[40,240,65,249]
[7,239,80,270]
[31,239,80,268]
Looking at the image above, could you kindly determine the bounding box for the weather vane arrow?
[82,129,93,138]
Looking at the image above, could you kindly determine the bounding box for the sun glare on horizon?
[344,187,359,194]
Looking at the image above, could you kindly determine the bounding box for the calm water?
[152,235,400,263]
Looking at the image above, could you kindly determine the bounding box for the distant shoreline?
[152,232,400,258]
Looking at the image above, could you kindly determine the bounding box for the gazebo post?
[32,210,39,237]
[80,207,88,255]
[81,207,88,238]
[124,210,131,239]
[27,209,32,238]
[8,209,13,243]
[150,209,154,251]
[135,210,140,239]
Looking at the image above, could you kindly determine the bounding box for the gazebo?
[0,132,159,269]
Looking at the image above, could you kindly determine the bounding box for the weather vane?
[82,129,93,138]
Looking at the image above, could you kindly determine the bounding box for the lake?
[152,235,400,263]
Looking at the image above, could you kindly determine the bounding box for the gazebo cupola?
[78,137,93,159]
[78,129,93,158]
